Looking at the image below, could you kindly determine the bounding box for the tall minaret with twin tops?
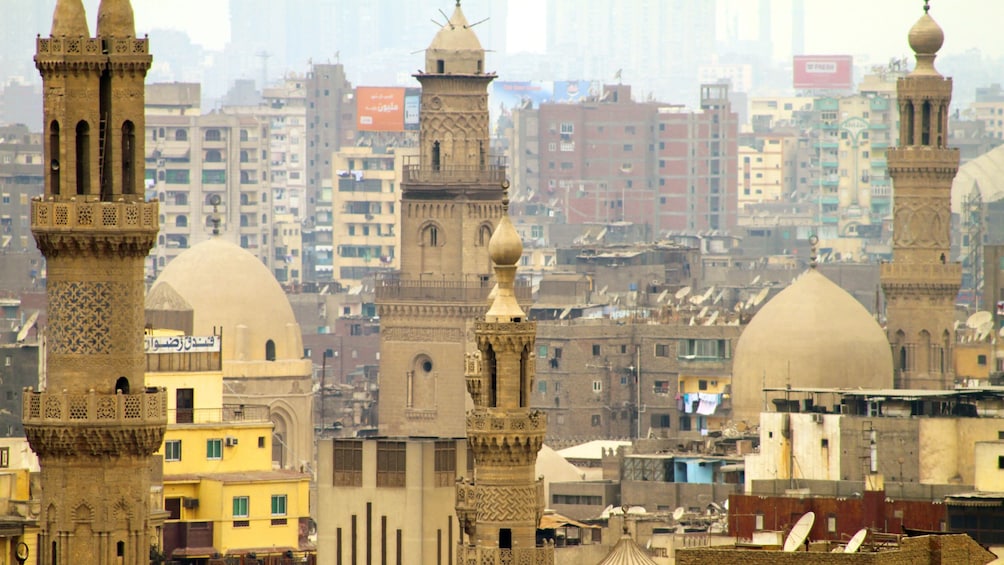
[881,2,961,390]
[25,1,166,563]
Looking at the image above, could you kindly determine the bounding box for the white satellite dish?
[713,290,724,305]
[704,311,719,326]
[967,311,993,329]
[675,286,691,300]
[751,275,761,285]
[783,512,815,552]
[752,287,770,308]
[698,306,709,319]
[844,528,867,554]
[998,326,1004,338]
[657,289,668,304]
[978,321,994,342]
[672,507,685,521]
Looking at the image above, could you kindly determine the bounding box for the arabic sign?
[793,55,853,90]
[357,87,406,132]
[144,335,220,354]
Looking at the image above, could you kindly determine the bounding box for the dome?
[96,0,136,37]
[146,238,303,363]
[596,534,658,565]
[51,0,90,37]
[488,215,522,267]
[908,12,944,56]
[425,4,485,74]
[731,269,893,423]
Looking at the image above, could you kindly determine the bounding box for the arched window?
[431,140,441,171]
[75,121,90,195]
[205,150,222,162]
[115,377,130,395]
[486,345,497,408]
[122,120,136,195]
[240,150,249,163]
[50,120,60,196]
[175,129,188,141]
[423,225,439,247]
[478,224,493,246]
[205,129,221,142]
[240,129,249,142]
[265,340,276,361]
[175,215,188,227]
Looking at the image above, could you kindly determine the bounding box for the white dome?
[146,238,303,362]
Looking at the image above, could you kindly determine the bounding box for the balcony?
[376,274,531,303]
[401,155,507,187]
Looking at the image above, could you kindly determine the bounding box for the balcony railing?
[376,274,531,302]
[401,155,507,185]
[23,388,166,425]
[169,404,270,425]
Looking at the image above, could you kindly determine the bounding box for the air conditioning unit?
[225,436,239,447]
[182,498,199,509]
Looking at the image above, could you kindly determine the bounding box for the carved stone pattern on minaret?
[47,281,116,354]
[26,425,165,458]
[380,327,463,342]
[407,202,456,219]
[468,434,545,467]
[378,304,489,318]
[475,485,541,523]
[892,200,950,248]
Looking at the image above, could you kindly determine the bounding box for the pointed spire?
[485,180,525,322]
[96,0,136,38]
[50,0,90,37]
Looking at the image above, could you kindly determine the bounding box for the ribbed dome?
[908,12,944,56]
[146,238,303,363]
[596,534,658,565]
[428,5,483,53]
[425,4,485,74]
[96,0,136,37]
[731,269,893,423]
[50,0,90,37]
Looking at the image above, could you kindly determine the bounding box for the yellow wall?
[160,423,275,475]
[954,342,994,380]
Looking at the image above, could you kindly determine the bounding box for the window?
[827,514,837,533]
[0,447,8,468]
[434,441,456,486]
[207,438,222,460]
[592,380,602,392]
[655,344,669,357]
[591,415,601,426]
[560,122,574,135]
[538,381,547,393]
[651,414,671,428]
[979,355,988,366]
[271,494,287,516]
[678,339,730,360]
[165,440,181,462]
[376,441,406,487]
[653,380,670,394]
[592,344,601,356]
[232,496,249,518]
[333,440,363,486]
[755,513,764,530]
[698,379,708,391]
[998,455,1004,470]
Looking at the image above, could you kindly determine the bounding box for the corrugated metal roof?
[596,534,658,565]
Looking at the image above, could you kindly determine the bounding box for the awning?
[719,463,745,473]
[171,546,218,558]
[539,513,599,530]
[945,498,1004,508]
[160,146,191,159]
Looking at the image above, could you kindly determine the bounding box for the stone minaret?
[377,2,510,437]
[881,2,961,390]
[456,186,552,563]
[25,1,166,563]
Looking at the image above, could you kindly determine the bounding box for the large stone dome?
[731,269,893,423]
[146,238,303,363]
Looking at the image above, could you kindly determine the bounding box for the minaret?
[456,182,552,563]
[880,1,961,390]
[377,2,510,437]
[25,1,166,563]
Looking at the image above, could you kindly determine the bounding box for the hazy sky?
[117,0,1003,61]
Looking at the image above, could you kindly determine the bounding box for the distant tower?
[377,3,510,437]
[25,1,166,563]
[881,3,961,390]
[456,184,551,563]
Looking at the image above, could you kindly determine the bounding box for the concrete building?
[0,125,43,256]
[516,84,739,234]
[880,8,961,390]
[144,332,314,562]
[738,134,789,207]
[329,146,416,286]
[25,1,168,562]
[375,4,516,438]
[145,83,274,277]
[272,212,304,288]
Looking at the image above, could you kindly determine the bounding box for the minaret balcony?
[880,262,961,289]
[456,545,554,565]
[376,273,531,303]
[32,199,158,234]
[36,37,148,57]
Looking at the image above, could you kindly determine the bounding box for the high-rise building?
[25,1,167,563]
[881,5,961,390]
[456,191,551,563]
[376,3,519,438]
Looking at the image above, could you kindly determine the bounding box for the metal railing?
[169,404,270,425]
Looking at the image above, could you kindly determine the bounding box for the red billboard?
[356,87,406,132]
[793,55,853,90]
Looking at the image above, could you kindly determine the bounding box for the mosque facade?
[24,0,167,563]
[880,3,962,390]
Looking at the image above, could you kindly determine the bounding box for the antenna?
[783,512,815,552]
[469,17,489,28]
[844,528,867,553]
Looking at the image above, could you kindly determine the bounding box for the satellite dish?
[675,286,692,300]
[967,311,993,329]
[672,507,685,521]
[713,290,724,305]
[704,311,719,326]
[751,275,761,285]
[783,512,815,552]
[722,499,729,511]
[752,287,770,308]
[998,326,1004,338]
[657,289,668,303]
[844,528,867,554]
[977,321,993,342]
[698,306,709,319]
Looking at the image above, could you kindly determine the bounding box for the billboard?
[357,87,405,132]
[793,55,853,90]
[404,88,420,131]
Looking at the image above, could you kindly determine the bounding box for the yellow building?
[272,213,303,288]
[738,135,787,206]
[145,332,313,563]
[328,146,416,287]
